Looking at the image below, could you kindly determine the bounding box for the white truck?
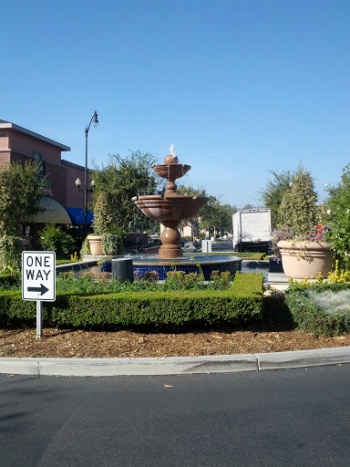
[232,208,272,252]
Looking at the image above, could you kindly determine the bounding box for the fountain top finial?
[164,144,179,164]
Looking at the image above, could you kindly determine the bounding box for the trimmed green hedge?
[0,272,264,329]
[194,252,266,260]
[4,272,350,336]
[0,273,21,288]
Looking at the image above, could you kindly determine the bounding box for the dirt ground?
[1,327,350,358]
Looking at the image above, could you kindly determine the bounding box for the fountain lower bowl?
[76,254,242,281]
[131,253,242,281]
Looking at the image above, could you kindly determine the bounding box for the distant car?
[180,241,196,252]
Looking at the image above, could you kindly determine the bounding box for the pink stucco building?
[0,119,93,227]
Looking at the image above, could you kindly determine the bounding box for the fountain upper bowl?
[132,194,208,222]
[152,164,191,180]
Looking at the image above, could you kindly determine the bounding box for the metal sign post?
[22,251,56,339]
[36,301,43,338]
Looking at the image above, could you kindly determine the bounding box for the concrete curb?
[1,346,350,377]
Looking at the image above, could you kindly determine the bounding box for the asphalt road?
[1,365,350,466]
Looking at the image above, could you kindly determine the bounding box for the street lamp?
[79,111,99,228]
[75,177,95,190]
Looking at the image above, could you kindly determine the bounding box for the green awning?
[30,197,71,224]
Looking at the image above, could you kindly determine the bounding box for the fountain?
[130,147,242,280]
[132,148,207,259]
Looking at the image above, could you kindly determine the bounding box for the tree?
[201,199,236,235]
[278,164,318,236]
[92,151,161,235]
[220,204,237,232]
[0,161,43,270]
[177,184,236,236]
[325,164,350,268]
[259,170,293,229]
[0,161,43,236]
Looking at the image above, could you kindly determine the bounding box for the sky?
[1,0,349,208]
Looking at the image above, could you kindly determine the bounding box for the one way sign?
[22,251,56,302]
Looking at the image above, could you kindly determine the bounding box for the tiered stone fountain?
[132,150,208,259]
[131,148,242,280]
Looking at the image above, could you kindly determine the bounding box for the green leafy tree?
[260,170,293,229]
[201,199,236,235]
[177,184,236,236]
[0,161,43,271]
[0,161,43,236]
[219,203,237,232]
[278,163,318,236]
[325,164,350,268]
[92,151,161,236]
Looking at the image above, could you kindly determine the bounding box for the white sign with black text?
[22,251,56,302]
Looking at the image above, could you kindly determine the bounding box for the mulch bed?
[1,327,350,358]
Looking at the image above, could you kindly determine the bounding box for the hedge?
[0,272,264,329]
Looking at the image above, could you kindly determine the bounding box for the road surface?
[1,365,350,466]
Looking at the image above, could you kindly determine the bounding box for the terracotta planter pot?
[277,240,333,279]
[87,235,103,256]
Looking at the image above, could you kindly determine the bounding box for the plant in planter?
[273,224,333,279]
[101,230,123,256]
[273,164,334,279]
[88,190,123,256]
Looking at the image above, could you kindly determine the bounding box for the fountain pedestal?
[159,221,182,259]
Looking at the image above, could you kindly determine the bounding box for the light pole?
[78,111,99,228]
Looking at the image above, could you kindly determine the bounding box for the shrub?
[0,235,23,272]
[39,225,76,256]
[285,282,350,337]
[101,232,124,255]
[278,163,319,237]
[163,271,205,290]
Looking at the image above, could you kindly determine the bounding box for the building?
[0,119,93,245]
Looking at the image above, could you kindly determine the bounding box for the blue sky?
[1,0,349,208]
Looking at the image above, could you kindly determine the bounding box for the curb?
[1,346,350,377]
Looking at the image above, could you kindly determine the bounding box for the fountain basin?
[131,254,242,281]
